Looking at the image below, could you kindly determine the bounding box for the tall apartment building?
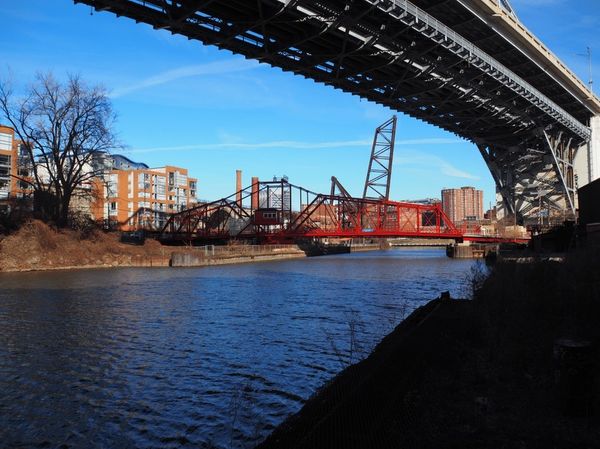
[441,186,484,223]
[93,155,198,230]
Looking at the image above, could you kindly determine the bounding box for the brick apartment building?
[93,154,198,230]
[0,125,33,212]
[1,124,198,229]
[441,186,484,223]
[0,125,17,208]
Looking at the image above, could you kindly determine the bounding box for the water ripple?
[0,249,475,448]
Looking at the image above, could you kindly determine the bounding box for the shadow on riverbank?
[257,250,600,449]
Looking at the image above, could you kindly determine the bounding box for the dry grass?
[0,220,168,272]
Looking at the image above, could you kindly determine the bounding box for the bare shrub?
[325,309,367,369]
[463,261,488,300]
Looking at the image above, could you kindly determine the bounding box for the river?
[0,248,476,449]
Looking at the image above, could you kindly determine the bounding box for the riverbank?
[0,220,306,272]
[257,250,600,448]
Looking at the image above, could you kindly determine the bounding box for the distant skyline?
[1,0,598,207]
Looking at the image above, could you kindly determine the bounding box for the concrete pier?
[446,242,498,259]
[170,245,306,267]
[590,115,600,182]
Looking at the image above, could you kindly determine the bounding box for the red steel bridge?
[158,116,527,245]
[159,178,527,244]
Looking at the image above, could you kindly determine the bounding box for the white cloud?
[396,138,461,145]
[124,137,461,154]
[395,152,479,180]
[110,58,262,98]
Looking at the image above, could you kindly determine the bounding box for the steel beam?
[365,0,589,140]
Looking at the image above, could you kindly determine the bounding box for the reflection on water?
[0,249,474,448]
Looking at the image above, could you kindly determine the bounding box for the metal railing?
[175,244,301,257]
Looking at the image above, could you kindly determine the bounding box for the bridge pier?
[575,115,600,203]
[588,115,600,183]
[481,129,582,224]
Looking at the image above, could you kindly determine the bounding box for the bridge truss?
[77,0,593,220]
[159,179,524,244]
[363,115,396,199]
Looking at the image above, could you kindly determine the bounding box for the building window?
[0,133,12,151]
[110,202,117,211]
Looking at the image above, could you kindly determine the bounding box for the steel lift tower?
[363,116,397,200]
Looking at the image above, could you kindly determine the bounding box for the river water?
[0,248,475,449]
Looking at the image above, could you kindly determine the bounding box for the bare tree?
[0,72,117,227]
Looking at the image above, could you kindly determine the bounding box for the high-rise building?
[441,186,484,223]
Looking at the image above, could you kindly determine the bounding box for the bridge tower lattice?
[363,116,397,200]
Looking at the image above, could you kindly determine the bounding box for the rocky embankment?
[257,251,600,449]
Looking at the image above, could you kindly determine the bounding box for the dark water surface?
[0,249,475,448]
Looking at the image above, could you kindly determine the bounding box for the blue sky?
[0,0,598,206]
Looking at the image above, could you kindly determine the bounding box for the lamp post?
[576,46,593,93]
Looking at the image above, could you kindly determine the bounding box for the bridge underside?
[77,0,592,219]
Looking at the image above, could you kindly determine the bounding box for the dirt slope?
[0,220,167,272]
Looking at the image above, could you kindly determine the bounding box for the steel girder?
[76,0,592,219]
[363,115,397,199]
[477,128,578,219]
[158,178,465,240]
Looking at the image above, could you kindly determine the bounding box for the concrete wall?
[170,251,305,267]
[575,139,591,187]
[590,115,600,182]
[575,115,600,199]
[578,177,600,226]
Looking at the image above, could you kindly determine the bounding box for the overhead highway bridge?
[75,0,600,221]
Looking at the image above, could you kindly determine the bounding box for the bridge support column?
[477,143,515,217]
[589,116,600,182]
[542,130,576,215]
[574,115,599,208]
[480,129,583,223]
